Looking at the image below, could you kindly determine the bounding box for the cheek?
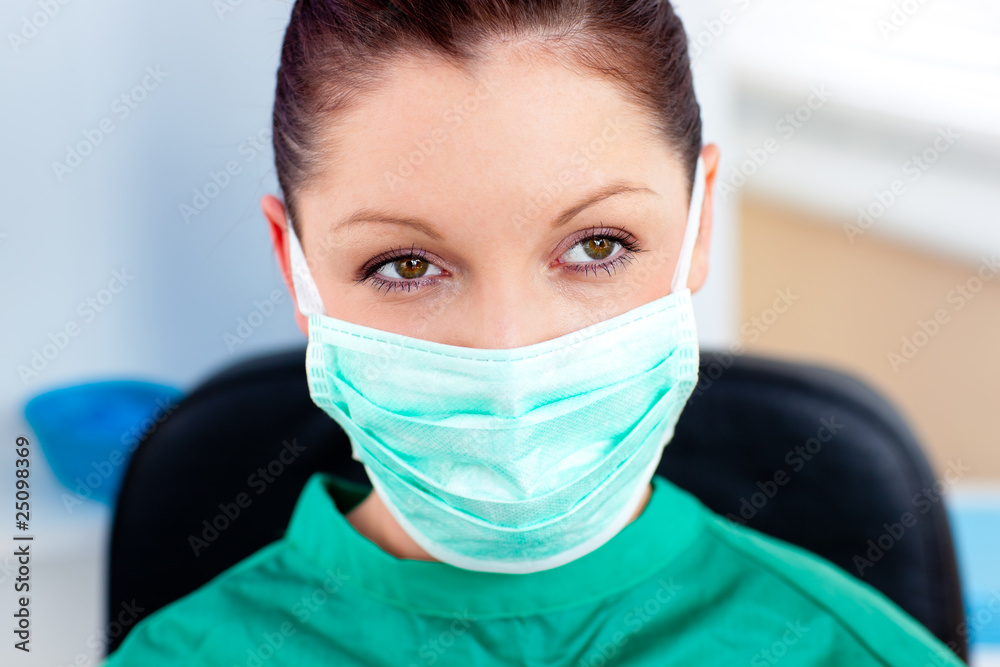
[633,230,689,297]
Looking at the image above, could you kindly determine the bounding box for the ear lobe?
[262,194,309,336]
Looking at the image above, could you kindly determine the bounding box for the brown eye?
[369,255,444,284]
[582,238,615,260]
[358,244,446,294]
[562,237,623,264]
[394,258,429,279]
[558,227,644,278]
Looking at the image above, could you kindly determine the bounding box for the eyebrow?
[333,181,656,238]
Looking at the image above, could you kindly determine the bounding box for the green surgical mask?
[287,157,705,574]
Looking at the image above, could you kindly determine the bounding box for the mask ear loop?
[286,215,327,317]
[670,155,707,295]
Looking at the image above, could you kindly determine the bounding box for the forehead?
[301,48,679,232]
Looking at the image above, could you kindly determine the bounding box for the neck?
[344,482,654,563]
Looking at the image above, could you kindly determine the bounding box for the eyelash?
[354,242,444,295]
[354,226,644,294]
[564,225,644,278]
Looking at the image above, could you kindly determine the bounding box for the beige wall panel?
[739,194,1000,480]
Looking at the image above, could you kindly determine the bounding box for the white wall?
[724,0,1000,266]
[674,0,741,350]
[2,2,297,665]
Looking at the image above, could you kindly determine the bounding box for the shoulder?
[101,540,313,666]
[693,506,963,666]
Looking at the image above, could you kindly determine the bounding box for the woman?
[103,0,965,665]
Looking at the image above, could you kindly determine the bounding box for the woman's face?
[264,45,719,348]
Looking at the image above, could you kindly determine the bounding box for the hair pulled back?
[273,0,702,230]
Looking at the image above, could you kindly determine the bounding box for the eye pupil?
[395,257,428,279]
[583,238,615,261]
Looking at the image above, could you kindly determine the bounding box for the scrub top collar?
[284,471,704,619]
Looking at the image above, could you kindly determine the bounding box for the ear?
[262,194,309,337]
[686,143,720,295]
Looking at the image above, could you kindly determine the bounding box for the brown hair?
[272,0,702,234]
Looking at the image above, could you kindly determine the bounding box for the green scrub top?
[102,472,963,666]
